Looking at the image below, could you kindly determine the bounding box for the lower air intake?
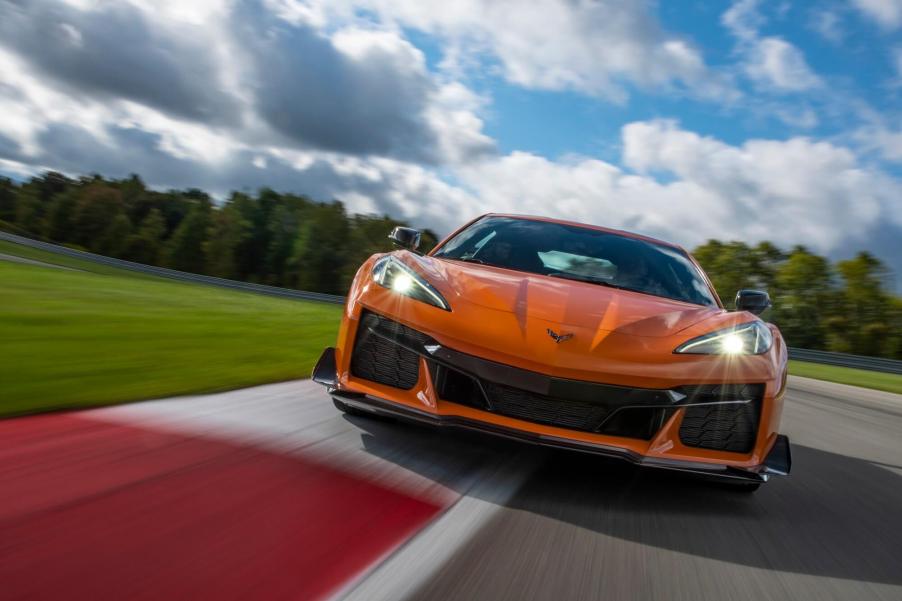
[678,384,763,453]
[350,311,433,390]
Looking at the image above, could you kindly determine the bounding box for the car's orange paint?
[333,214,788,469]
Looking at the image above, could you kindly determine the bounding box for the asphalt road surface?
[3,376,900,601]
[401,377,902,601]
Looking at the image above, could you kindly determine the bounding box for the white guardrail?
[787,348,902,375]
[3,230,901,375]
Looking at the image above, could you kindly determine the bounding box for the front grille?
[678,384,763,453]
[350,311,434,390]
[434,367,668,439]
[481,381,609,432]
[350,311,764,447]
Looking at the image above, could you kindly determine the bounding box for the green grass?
[789,360,902,395]
[0,239,165,279]
[0,243,342,416]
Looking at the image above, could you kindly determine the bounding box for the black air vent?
[677,384,763,453]
[350,311,434,390]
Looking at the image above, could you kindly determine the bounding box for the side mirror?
[388,226,421,251]
[735,289,771,315]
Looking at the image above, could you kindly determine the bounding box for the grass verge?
[0,243,342,416]
[0,239,165,278]
[789,360,902,395]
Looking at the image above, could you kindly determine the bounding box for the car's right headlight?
[674,321,773,355]
[372,256,451,311]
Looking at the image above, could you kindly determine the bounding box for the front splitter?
[329,388,791,484]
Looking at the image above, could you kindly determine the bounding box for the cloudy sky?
[1,0,900,282]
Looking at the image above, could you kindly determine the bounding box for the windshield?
[432,216,718,307]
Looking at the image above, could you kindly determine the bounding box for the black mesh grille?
[435,368,669,439]
[350,311,433,390]
[481,381,610,431]
[678,384,763,453]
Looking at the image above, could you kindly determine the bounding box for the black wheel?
[332,397,363,416]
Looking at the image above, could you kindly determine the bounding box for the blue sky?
[473,1,901,160]
[0,0,900,282]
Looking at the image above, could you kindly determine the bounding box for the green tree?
[419,228,440,253]
[0,177,17,223]
[692,240,757,304]
[265,199,309,285]
[771,246,834,349]
[290,201,350,294]
[227,192,266,281]
[204,203,251,279]
[834,252,892,356]
[887,297,902,359]
[123,208,166,265]
[44,191,78,243]
[72,184,125,251]
[341,214,404,283]
[34,171,72,202]
[164,199,212,273]
[752,241,786,293]
[98,213,133,258]
[14,189,43,237]
[118,174,152,224]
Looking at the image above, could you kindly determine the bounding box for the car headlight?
[674,321,772,355]
[372,256,451,311]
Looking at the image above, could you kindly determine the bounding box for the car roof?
[478,213,687,252]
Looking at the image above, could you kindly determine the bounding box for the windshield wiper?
[547,272,630,291]
[454,256,488,265]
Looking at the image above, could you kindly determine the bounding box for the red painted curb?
[0,413,442,601]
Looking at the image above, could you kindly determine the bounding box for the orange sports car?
[313,214,791,491]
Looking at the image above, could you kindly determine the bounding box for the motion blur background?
[1,0,900,371]
[1,1,901,600]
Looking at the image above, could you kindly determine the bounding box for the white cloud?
[294,0,734,102]
[454,120,899,254]
[0,0,493,167]
[722,0,822,93]
[854,123,902,162]
[426,82,495,165]
[2,77,900,267]
[0,48,114,156]
[851,0,902,28]
[722,0,765,41]
[745,37,822,91]
[808,8,845,43]
[773,105,820,129]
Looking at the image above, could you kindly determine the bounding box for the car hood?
[410,254,721,338]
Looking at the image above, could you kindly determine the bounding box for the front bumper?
[313,346,792,484]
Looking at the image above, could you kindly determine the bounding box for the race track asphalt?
[399,376,902,601]
[3,376,900,601]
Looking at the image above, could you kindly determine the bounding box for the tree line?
[1,171,899,359]
[693,241,900,359]
[0,171,438,295]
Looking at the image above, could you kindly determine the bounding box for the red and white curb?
[1,380,532,601]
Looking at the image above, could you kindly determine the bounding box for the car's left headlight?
[674,321,773,355]
[372,256,451,311]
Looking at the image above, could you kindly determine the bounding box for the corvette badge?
[546,328,574,344]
